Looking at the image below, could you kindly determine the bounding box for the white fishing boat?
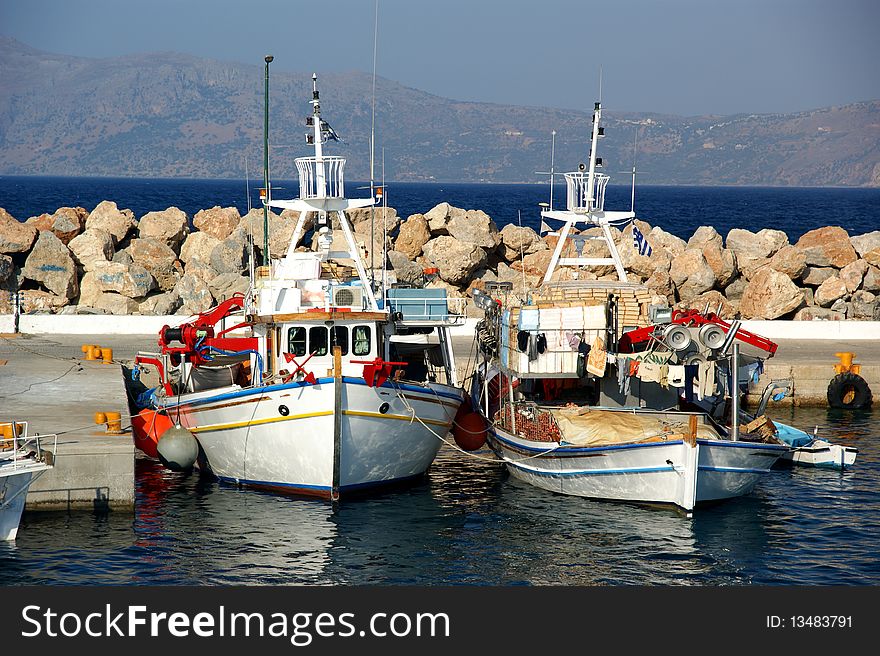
[1,422,55,540]
[133,72,466,500]
[470,99,789,514]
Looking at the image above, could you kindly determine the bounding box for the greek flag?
[633,225,652,257]
[321,119,341,142]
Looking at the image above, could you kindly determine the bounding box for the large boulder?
[210,232,248,274]
[345,206,400,234]
[755,228,789,255]
[447,210,501,251]
[839,259,869,293]
[738,267,804,319]
[0,254,14,284]
[17,290,69,313]
[127,237,182,292]
[87,261,157,299]
[849,290,877,320]
[192,206,241,240]
[387,250,426,286]
[138,207,189,251]
[174,273,215,315]
[422,236,487,286]
[208,273,250,301]
[794,226,858,268]
[725,228,778,279]
[723,276,749,301]
[510,249,555,279]
[793,306,846,321]
[813,276,848,308]
[851,231,880,258]
[767,244,807,280]
[85,201,136,245]
[648,227,686,257]
[700,241,737,287]
[180,231,222,267]
[617,221,672,278]
[669,249,716,301]
[801,266,836,287]
[499,224,547,262]
[865,248,880,268]
[48,207,88,244]
[862,265,880,292]
[423,202,455,235]
[93,293,140,315]
[0,208,38,254]
[394,214,432,259]
[644,269,674,300]
[22,231,79,299]
[67,228,115,271]
[138,291,182,316]
[675,290,737,320]
[687,226,723,250]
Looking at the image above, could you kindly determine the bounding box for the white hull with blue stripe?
[486,417,788,513]
[161,377,462,499]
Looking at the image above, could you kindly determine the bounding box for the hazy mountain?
[1,36,878,186]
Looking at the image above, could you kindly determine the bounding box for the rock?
[617,221,672,278]
[87,261,156,298]
[112,249,134,266]
[850,290,877,319]
[353,219,392,266]
[138,207,189,251]
[280,209,315,248]
[93,293,140,315]
[700,242,738,287]
[738,267,804,319]
[394,214,432,259]
[387,250,426,287]
[447,210,501,250]
[767,244,807,280]
[496,261,543,298]
[0,254,14,284]
[793,306,846,321]
[424,203,455,235]
[723,276,748,301]
[755,228,789,256]
[85,201,136,245]
[669,249,716,301]
[239,208,284,260]
[17,290,69,313]
[675,290,737,319]
[813,275,848,307]
[26,213,55,233]
[850,231,880,258]
[67,228,115,271]
[863,247,880,268]
[687,226,723,250]
[794,226,858,268]
[862,265,880,292]
[726,228,776,259]
[138,291,182,316]
[648,227,686,257]
[22,231,79,299]
[192,206,241,240]
[345,206,400,234]
[174,273,215,315]
[499,224,547,262]
[801,266,836,287]
[830,298,848,316]
[127,238,182,292]
[644,269,674,300]
[210,233,248,275]
[179,231,222,266]
[839,259,869,293]
[0,208,38,254]
[422,236,487,286]
[511,249,555,279]
[49,207,88,244]
[207,273,250,301]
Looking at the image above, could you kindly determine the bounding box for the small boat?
[470,99,789,514]
[1,422,55,540]
[772,421,858,469]
[133,72,466,500]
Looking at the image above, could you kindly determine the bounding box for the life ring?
[827,372,873,409]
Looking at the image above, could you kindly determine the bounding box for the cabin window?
[287,327,307,357]
[331,326,349,356]
[353,325,371,356]
[309,326,329,356]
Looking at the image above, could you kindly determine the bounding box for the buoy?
[156,424,199,471]
[453,411,487,451]
[130,409,174,458]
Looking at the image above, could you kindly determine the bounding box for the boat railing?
[385,290,468,326]
[0,422,56,471]
[565,171,609,213]
[295,156,346,199]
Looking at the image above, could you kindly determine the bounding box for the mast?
[262,55,273,267]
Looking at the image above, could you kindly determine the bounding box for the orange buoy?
[453,411,487,451]
[130,409,174,459]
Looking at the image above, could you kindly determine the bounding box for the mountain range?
[1,36,878,187]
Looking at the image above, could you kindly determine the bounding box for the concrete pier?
[0,333,146,511]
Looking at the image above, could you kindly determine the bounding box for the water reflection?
[1,406,877,585]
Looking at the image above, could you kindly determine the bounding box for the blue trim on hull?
[508,463,676,477]
[216,472,426,496]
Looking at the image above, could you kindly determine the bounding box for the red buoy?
[131,409,174,458]
[453,411,487,451]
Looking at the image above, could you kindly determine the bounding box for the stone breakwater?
[2,201,880,320]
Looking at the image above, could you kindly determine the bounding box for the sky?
[1,0,878,116]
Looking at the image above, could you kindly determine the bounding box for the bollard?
[101,347,114,364]
[94,411,123,435]
[82,344,97,360]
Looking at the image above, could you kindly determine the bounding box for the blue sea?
[2,175,879,241]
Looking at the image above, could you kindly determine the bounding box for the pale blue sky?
[2,0,878,115]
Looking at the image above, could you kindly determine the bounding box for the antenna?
[549,130,556,210]
[631,128,638,213]
[369,0,379,287]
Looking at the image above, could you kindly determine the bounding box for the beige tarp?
[549,407,720,447]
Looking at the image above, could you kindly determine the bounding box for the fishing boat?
[1,422,55,540]
[469,100,789,514]
[133,72,466,500]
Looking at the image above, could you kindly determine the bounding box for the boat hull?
[161,376,463,499]
[1,470,37,540]
[487,427,787,512]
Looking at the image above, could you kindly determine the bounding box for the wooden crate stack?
[321,262,355,279]
[531,284,652,328]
